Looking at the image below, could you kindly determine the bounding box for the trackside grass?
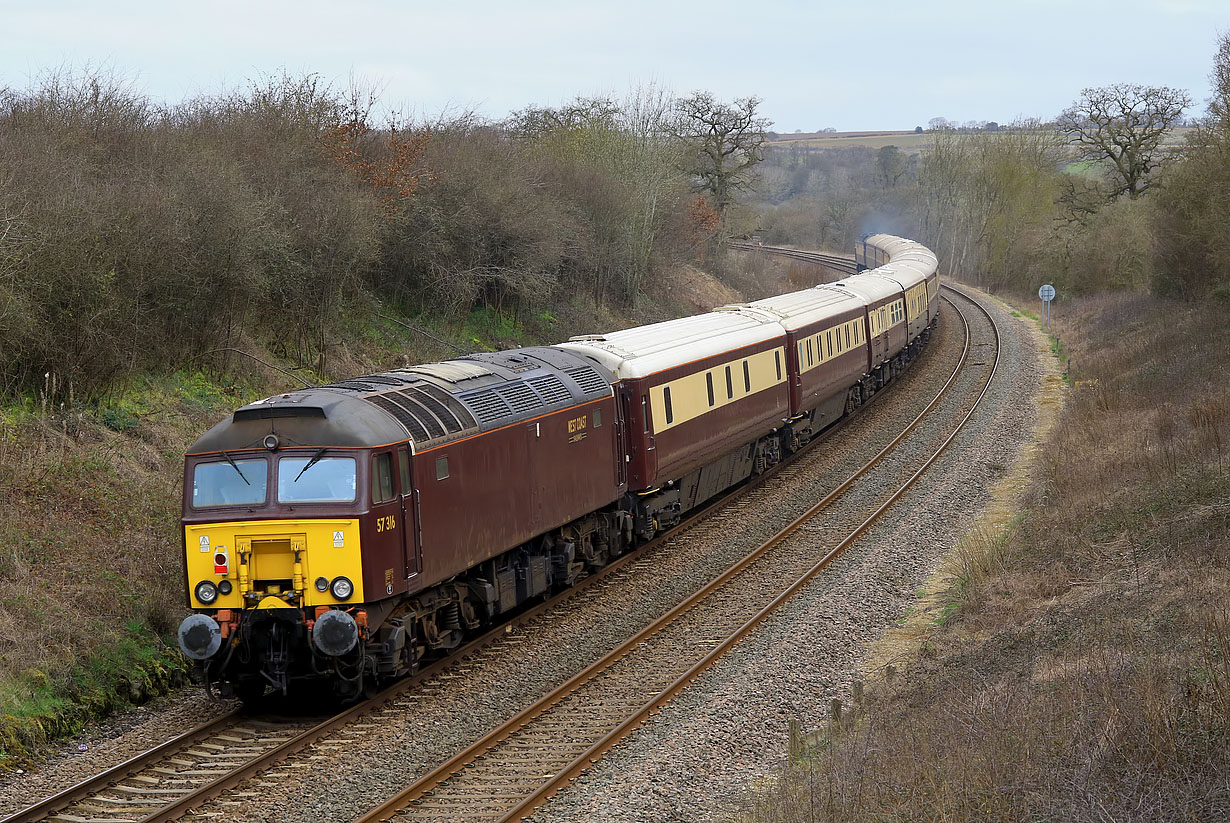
[743,292,1229,822]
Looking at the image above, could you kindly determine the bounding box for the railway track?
[6,283,990,823]
[727,240,860,275]
[351,286,999,823]
[1,712,309,823]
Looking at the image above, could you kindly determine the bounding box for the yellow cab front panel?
[184,518,364,610]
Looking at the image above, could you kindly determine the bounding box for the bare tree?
[667,92,770,219]
[875,145,907,187]
[1056,83,1191,198]
[1205,31,1230,134]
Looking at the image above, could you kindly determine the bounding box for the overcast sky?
[1,1,1224,131]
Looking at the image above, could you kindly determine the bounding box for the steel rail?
[353,291,987,823]
[0,711,243,823]
[727,241,859,274]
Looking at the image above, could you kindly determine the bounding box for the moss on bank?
[0,625,188,770]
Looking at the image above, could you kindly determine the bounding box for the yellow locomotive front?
[176,389,415,702]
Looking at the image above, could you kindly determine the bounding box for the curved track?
[726,240,859,276]
[351,286,999,823]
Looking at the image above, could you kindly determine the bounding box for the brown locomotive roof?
[187,347,615,455]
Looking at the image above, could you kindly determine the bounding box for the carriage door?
[397,446,421,579]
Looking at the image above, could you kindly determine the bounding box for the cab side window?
[372,453,395,503]
[397,447,411,495]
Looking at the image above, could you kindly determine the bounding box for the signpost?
[1038,284,1055,329]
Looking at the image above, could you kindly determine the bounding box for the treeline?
[749,37,1230,303]
[0,73,717,400]
[750,143,918,250]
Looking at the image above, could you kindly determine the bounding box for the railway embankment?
[740,291,1229,822]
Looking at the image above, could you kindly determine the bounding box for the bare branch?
[1056,83,1191,198]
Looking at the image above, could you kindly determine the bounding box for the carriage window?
[278,456,356,504]
[743,361,751,393]
[827,332,834,358]
[642,395,650,432]
[435,456,450,481]
[593,408,602,428]
[370,453,395,503]
[845,326,851,349]
[725,365,733,399]
[193,458,268,507]
[775,351,782,381]
[664,387,674,424]
[807,339,814,367]
[706,373,715,407]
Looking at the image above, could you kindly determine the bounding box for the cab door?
[397,446,421,579]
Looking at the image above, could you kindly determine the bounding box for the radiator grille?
[528,374,572,406]
[566,366,608,396]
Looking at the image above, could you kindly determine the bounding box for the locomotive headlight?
[330,576,354,601]
[218,580,233,596]
[263,434,279,451]
[195,580,219,605]
[314,576,329,593]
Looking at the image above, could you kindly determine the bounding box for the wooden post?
[788,717,801,759]
[830,698,843,730]
[853,680,864,705]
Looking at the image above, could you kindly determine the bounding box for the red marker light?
[214,550,229,575]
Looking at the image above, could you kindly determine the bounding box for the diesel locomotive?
[177,234,939,701]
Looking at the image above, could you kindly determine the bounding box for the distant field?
[769,126,1194,154]
[767,130,934,151]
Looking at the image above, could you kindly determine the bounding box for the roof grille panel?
[364,395,427,441]
[400,387,465,434]
[566,366,608,396]
[528,374,572,406]
[388,394,446,439]
[465,390,513,424]
[495,383,543,415]
[416,383,478,430]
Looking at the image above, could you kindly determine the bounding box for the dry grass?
[742,293,1229,822]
